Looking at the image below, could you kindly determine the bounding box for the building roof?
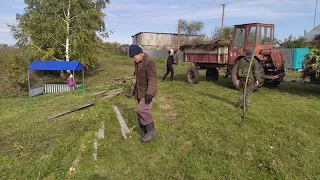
[131,32,205,37]
[304,24,320,41]
[28,60,83,70]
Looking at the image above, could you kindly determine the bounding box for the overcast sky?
[0,0,319,45]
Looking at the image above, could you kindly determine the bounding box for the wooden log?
[47,88,123,120]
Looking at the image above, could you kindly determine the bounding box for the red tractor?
[181,22,285,86]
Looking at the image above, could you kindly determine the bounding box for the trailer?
[180,23,285,86]
[181,42,229,83]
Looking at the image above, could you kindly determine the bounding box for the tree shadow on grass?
[264,82,320,98]
[212,76,236,90]
[85,68,104,78]
[157,71,207,83]
[198,91,238,107]
[88,173,111,180]
[214,76,320,98]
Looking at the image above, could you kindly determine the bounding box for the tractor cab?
[228,23,274,65]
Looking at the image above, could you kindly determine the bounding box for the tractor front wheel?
[269,78,283,86]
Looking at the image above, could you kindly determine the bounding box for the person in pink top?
[67,72,75,87]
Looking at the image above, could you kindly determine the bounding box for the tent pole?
[28,71,30,97]
[82,69,84,86]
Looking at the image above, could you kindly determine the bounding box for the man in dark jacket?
[129,44,158,142]
[235,48,261,109]
[162,49,177,81]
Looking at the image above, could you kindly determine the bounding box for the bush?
[301,35,320,79]
[0,46,36,94]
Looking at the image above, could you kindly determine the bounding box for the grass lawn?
[1,53,320,179]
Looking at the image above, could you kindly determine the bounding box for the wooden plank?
[93,88,123,97]
[121,128,127,140]
[93,90,108,96]
[47,102,96,120]
[47,88,123,120]
[113,105,130,137]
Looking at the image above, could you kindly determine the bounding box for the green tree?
[180,20,204,35]
[8,0,111,68]
[0,47,36,92]
[278,35,308,48]
[273,38,282,48]
[211,26,233,41]
[177,20,205,45]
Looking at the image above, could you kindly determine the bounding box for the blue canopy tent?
[27,60,84,97]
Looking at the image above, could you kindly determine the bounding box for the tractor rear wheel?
[270,78,283,86]
[186,68,200,84]
[206,68,219,81]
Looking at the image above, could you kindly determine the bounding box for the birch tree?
[8,0,111,67]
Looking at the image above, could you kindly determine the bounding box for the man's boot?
[141,122,156,142]
[138,121,147,138]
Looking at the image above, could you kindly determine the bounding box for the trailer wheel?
[206,68,219,81]
[186,68,199,84]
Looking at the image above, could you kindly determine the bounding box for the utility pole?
[314,0,318,28]
[221,3,226,37]
[177,19,181,51]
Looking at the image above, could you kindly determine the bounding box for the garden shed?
[27,60,84,97]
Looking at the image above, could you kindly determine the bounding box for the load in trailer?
[180,22,285,86]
